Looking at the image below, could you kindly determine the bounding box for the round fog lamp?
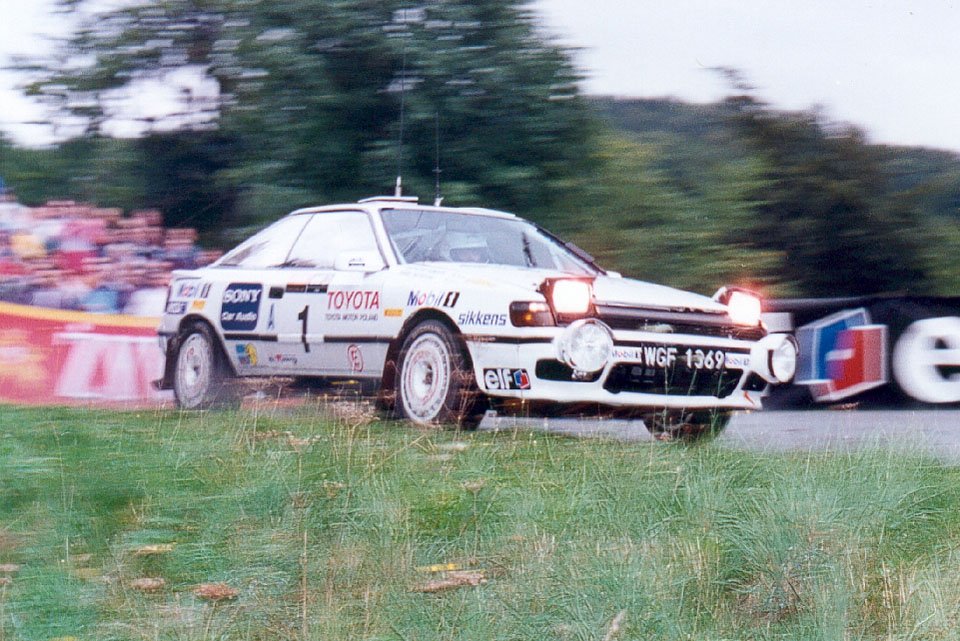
[556,319,613,374]
[769,336,798,383]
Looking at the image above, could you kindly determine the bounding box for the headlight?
[555,319,613,374]
[769,335,798,383]
[549,279,592,316]
[751,333,798,384]
[727,291,763,326]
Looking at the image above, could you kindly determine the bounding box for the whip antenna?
[433,111,443,206]
[395,37,407,197]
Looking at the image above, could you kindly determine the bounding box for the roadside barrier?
[0,302,168,406]
[764,296,960,407]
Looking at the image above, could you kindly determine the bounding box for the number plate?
[611,345,750,371]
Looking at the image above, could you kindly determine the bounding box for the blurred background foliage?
[3,0,960,297]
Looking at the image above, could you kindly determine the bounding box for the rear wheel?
[173,323,240,409]
[643,409,731,442]
[395,321,485,428]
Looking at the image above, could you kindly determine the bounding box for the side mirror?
[334,251,385,273]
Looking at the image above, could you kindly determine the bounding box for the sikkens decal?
[458,310,507,327]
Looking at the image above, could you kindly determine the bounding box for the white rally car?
[157,196,797,437]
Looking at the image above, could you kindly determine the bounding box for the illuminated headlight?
[751,333,799,384]
[555,319,614,374]
[550,280,592,316]
[727,291,763,326]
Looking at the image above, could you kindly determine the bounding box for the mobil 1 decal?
[407,290,460,308]
[221,283,262,331]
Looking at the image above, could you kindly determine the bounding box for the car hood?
[393,263,728,314]
[592,275,728,313]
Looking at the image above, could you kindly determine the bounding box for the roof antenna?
[433,111,443,206]
[394,36,407,198]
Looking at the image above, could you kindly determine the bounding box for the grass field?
[2,402,960,640]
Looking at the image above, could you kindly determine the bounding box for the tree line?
[3,0,960,298]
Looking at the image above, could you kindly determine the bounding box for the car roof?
[288,196,519,220]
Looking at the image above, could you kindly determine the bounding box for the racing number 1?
[298,305,310,353]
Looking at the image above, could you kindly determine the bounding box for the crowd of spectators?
[0,192,221,316]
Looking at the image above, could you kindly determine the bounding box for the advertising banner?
[764,296,960,407]
[0,302,169,406]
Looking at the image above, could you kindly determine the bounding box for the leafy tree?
[23,0,597,234]
[726,95,932,296]
[0,135,142,209]
[562,131,778,294]
[134,131,237,235]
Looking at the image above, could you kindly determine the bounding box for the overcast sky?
[2,0,959,151]
[534,0,960,152]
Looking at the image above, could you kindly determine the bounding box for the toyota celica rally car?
[157,196,797,438]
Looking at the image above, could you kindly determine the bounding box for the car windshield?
[380,209,600,275]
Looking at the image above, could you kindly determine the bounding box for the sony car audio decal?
[221,283,262,331]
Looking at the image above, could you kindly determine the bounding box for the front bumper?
[466,327,794,412]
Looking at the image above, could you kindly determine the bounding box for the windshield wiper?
[521,233,534,267]
[272,258,316,268]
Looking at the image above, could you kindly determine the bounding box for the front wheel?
[643,410,731,442]
[395,321,485,428]
[173,323,240,409]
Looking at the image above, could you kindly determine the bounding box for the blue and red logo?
[796,308,887,402]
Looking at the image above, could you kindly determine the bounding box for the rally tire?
[172,323,241,410]
[395,321,484,429]
[644,409,731,442]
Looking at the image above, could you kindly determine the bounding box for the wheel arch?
[378,308,475,407]
[160,315,236,389]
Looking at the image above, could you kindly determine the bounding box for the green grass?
[2,403,960,640]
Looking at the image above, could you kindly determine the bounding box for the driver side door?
[273,210,384,374]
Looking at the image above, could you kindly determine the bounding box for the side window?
[217,215,311,268]
[285,211,379,269]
